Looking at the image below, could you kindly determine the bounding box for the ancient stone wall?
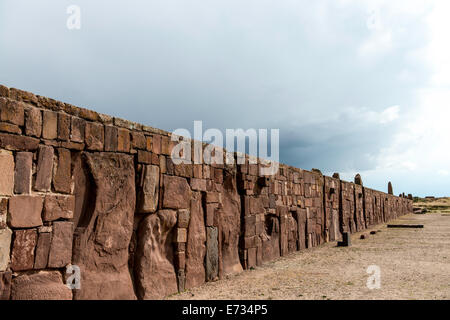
[0,84,413,300]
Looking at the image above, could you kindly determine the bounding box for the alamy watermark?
[66,5,81,30]
[171,121,280,176]
[366,265,381,289]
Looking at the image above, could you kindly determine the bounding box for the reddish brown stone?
[104,125,118,152]
[85,122,104,151]
[8,195,43,228]
[11,271,72,300]
[0,98,24,125]
[11,229,38,271]
[135,210,178,299]
[42,110,58,140]
[131,131,146,149]
[14,152,32,194]
[137,165,159,214]
[53,148,71,193]
[0,198,7,229]
[152,134,161,154]
[146,135,152,151]
[117,128,130,152]
[0,85,9,98]
[34,232,51,269]
[0,151,14,196]
[43,195,75,221]
[0,122,21,134]
[34,145,54,191]
[0,271,12,300]
[72,152,136,300]
[177,209,190,228]
[25,107,42,138]
[162,175,191,209]
[71,116,85,143]
[137,150,152,164]
[185,192,206,289]
[58,113,70,141]
[0,132,39,151]
[191,178,207,192]
[48,221,73,268]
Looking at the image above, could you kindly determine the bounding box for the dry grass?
[169,212,450,300]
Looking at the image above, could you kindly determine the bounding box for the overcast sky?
[1,0,449,196]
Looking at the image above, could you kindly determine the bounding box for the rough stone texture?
[25,107,42,137]
[135,210,178,300]
[8,195,44,228]
[43,195,75,221]
[0,271,12,300]
[85,122,104,151]
[0,151,14,196]
[0,198,7,229]
[72,152,136,300]
[0,133,39,151]
[11,229,38,271]
[10,271,72,300]
[53,148,72,193]
[14,152,32,194]
[34,231,51,269]
[185,192,206,289]
[58,113,70,141]
[71,117,85,143]
[137,165,159,213]
[206,227,219,281]
[48,221,73,268]
[162,175,191,209]
[42,110,58,140]
[104,125,118,152]
[0,228,12,271]
[0,98,24,125]
[35,145,54,191]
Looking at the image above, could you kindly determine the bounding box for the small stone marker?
[337,232,351,247]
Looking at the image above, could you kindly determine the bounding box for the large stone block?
[0,133,39,151]
[11,229,37,271]
[53,148,72,193]
[8,195,43,228]
[57,113,70,141]
[11,271,72,300]
[0,98,24,125]
[0,228,12,271]
[85,122,104,151]
[117,128,130,152]
[206,227,218,281]
[25,107,42,138]
[34,231,51,269]
[162,175,191,209]
[0,151,14,196]
[0,198,7,228]
[14,152,32,194]
[72,152,136,300]
[135,210,178,299]
[104,125,118,152]
[71,117,85,143]
[42,110,58,140]
[48,221,73,268]
[137,165,159,213]
[43,194,75,221]
[34,145,54,191]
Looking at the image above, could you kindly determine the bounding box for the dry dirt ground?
[169,212,450,300]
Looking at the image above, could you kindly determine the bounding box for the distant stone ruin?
[0,85,413,300]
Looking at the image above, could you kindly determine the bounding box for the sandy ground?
[169,212,450,300]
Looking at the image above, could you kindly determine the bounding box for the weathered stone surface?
[117,128,130,152]
[11,229,38,271]
[104,125,118,152]
[137,165,159,214]
[0,98,24,125]
[25,107,42,137]
[72,152,136,300]
[0,122,21,134]
[34,231,51,269]
[0,271,12,300]
[14,152,32,194]
[85,122,104,151]
[131,131,146,149]
[8,195,43,228]
[11,271,72,300]
[206,227,219,281]
[35,145,54,191]
[177,209,190,228]
[53,148,72,193]
[135,210,178,300]
[185,192,206,289]
[0,228,12,271]
[48,221,73,268]
[0,198,7,228]
[43,194,75,221]
[0,151,14,196]
[58,113,70,141]
[162,175,191,209]
[71,117,85,143]
[42,110,58,140]
[0,133,39,151]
